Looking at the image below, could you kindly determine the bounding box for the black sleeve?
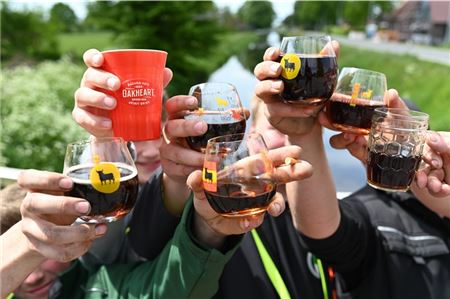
[128,168,182,260]
[299,198,377,291]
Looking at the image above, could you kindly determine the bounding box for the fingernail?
[270,63,280,73]
[107,77,119,90]
[271,81,282,90]
[101,119,112,128]
[104,96,116,108]
[75,202,90,214]
[194,121,206,132]
[432,159,440,168]
[59,178,73,189]
[93,53,102,65]
[187,97,196,107]
[95,225,107,236]
[272,203,281,215]
[430,134,438,143]
[267,48,275,57]
[241,219,250,229]
[304,108,314,116]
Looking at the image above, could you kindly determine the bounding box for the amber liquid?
[328,93,386,134]
[205,178,276,217]
[185,112,246,152]
[367,151,421,191]
[279,54,338,105]
[65,164,139,222]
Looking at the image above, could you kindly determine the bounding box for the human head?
[249,97,286,150]
[0,183,71,299]
[133,91,168,184]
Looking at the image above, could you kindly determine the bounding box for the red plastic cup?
[100,49,167,141]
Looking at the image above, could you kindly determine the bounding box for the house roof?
[430,1,449,24]
[393,0,449,24]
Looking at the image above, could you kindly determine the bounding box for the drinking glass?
[202,133,276,217]
[367,108,429,192]
[64,137,139,223]
[184,82,247,152]
[327,67,388,134]
[279,35,338,106]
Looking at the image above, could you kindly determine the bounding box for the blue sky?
[9,0,295,24]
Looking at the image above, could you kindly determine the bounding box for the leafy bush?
[1,58,88,172]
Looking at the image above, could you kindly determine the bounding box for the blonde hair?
[0,183,27,234]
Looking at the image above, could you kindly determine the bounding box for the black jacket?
[302,185,450,299]
[129,169,335,299]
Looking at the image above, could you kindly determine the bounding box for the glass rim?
[281,35,332,41]
[339,67,386,79]
[67,137,125,147]
[374,108,429,121]
[206,132,263,145]
[189,82,238,93]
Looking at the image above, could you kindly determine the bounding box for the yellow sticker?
[281,54,301,80]
[89,156,121,194]
[203,160,217,192]
[362,89,373,100]
[215,97,228,107]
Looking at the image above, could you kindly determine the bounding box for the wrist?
[162,174,191,215]
[192,211,226,249]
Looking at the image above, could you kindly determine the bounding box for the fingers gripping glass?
[202,133,276,217]
[184,82,246,153]
[63,137,139,223]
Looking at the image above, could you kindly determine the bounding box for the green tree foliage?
[237,1,275,29]
[1,58,88,171]
[291,1,339,30]
[0,3,60,61]
[49,2,79,32]
[83,1,224,95]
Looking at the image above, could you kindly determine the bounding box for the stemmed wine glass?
[202,133,276,217]
[327,67,388,134]
[63,137,139,223]
[184,82,247,153]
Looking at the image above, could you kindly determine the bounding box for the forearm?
[1,222,45,297]
[162,174,191,215]
[286,124,341,238]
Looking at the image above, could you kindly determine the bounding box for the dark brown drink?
[185,112,246,152]
[367,151,421,191]
[65,164,139,222]
[205,178,276,217]
[327,93,386,134]
[279,54,337,105]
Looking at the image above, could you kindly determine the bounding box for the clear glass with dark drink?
[327,67,387,135]
[203,133,276,217]
[367,108,429,192]
[184,82,246,153]
[64,137,139,223]
[278,35,338,106]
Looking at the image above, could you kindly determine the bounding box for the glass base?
[219,207,267,218]
[75,215,123,224]
[367,180,410,193]
[332,123,369,135]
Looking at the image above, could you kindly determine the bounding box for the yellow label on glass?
[203,160,217,192]
[281,54,301,80]
[89,159,121,194]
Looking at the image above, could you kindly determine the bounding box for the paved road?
[336,35,450,66]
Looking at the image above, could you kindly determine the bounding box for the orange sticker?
[230,109,243,121]
[203,160,217,192]
[350,83,360,107]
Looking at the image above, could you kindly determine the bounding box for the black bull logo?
[96,169,115,185]
[203,168,214,182]
[284,59,295,71]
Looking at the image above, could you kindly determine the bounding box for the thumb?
[387,89,408,109]
[187,170,204,194]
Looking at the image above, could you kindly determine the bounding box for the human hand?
[187,145,313,247]
[72,48,173,137]
[253,42,340,136]
[17,170,107,262]
[415,131,450,197]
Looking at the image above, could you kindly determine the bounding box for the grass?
[339,45,450,130]
[58,31,124,59]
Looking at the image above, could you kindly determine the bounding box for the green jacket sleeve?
[84,196,240,299]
